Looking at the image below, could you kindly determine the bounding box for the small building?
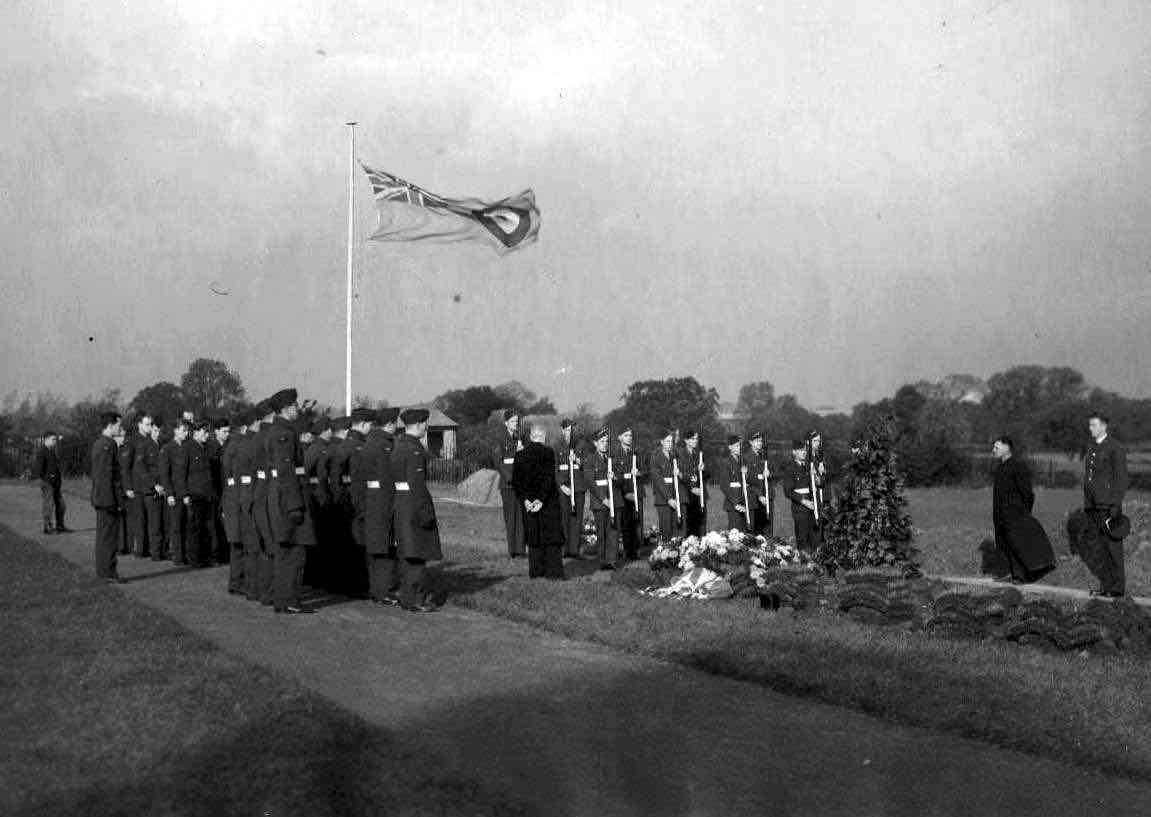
[403,405,459,459]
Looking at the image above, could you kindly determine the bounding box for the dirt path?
[7,482,1151,816]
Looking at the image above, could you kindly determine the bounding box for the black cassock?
[993,457,1054,582]
[512,442,566,579]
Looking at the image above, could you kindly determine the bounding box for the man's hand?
[802,500,816,511]
[125,489,136,499]
[288,509,304,525]
[625,492,636,502]
[182,496,191,506]
[758,495,768,505]
[154,485,165,496]
[167,496,176,507]
[669,499,679,510]
[735,504,747,513]
[690,487,702,497]
[560,485,571,497]
[523,500,535,513]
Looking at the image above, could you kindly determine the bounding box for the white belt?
[270,469,279,477]
[240,476,252,485]
[794,487,811,494]
[757,474,766,481]
[294,466,306,476]
[729,482,741,488]
[502,457,514,464]
[663,477,674,483]
[226,478,236,486]
[256,470,267,479]
[595,479,608,486]
[367,480,381,489]
[394,481,410,491]
[558,465,569,471]
[341,475,352,484]
[308,477,320,485]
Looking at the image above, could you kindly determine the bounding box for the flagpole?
[345,121,357,415]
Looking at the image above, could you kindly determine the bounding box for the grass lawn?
[0,522,525,817]
[431,489,1151,782]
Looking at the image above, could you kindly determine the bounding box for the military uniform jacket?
[611,444,645,503]
[346,430,371,522]
[89,435,120,509]
[267,417,315,546]
[129,435,161,495]
[117,434,136,494]
[220,436,241,541]
[782,460,814,511]
[1084,436,1128,511]
[718,455,748,512]
[389,433,442,561]
[329,435,360,504]
[170,439,192,499]
[553,435,586,493]
[495,434,523,486]
[676,447,707,503]
[316,438,339,507]
[303,439,329,506]
[649,448,678,506]
[744,449,772,505]
[184,440,214,501]
[33,446,62,485]
[361,429,396,554]
[583,450,623,510]
[158,440,178,497]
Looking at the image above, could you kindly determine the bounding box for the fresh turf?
[0,523,526,817]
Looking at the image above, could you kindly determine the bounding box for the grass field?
[428,487,1151,780]
[0,523,524,817]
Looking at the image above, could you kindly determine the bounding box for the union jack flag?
[361,163,540,254]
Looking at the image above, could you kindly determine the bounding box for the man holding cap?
[582,425,622,570]
[784,439,819,553]
[718,435,750,533]
[495,409,526,558]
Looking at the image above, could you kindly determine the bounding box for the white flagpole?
[344,121,357,415]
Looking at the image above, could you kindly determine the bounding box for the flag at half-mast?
[361,163,540,254]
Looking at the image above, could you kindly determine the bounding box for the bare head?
[529,424,547,444]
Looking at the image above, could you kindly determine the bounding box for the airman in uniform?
[389,408,443,612]
[612,426,644,561]
[363,408,400,605]
[251,402,278,604]
[717,435,750,533]
[266,388,316,614]
[677,430,707,537]
[182,420,216,568]
[160,419,190,564]
[90,411,124,581]
[783,439,819,554]
[554,419,586,559]
[743,431,773,537]
[648,428,681,542]
[220,410,247,594]
[495,409,526,558]
[583,425,622,570]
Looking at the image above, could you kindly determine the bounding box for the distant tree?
[128,381,186,427]
[983,365,1086,444]
[434,385,516,426]
[604,377,721,446]
[1038,400,1090,458]
[525,396,557,415]
[891,385,927,436]
[494,380,537,411]
[180,358,245,416]
[735,381,776,418]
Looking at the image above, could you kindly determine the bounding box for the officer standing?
[119,413,157,558]
[343,407,376,597]
[783,439,819,554]
[266,388,316,614]
[208,417,232,565]
[583,425,621,570]
[182,420,216,568]
[389,408,443,612]
[718,435,750,533]
[495,409,526,558]
[1082,412,1129,598]
[648,428,681,542]
[237,409,264,600]
[33,430,69,535]
[744,431,773,537]
[251,401,278,604]
[677,430,707,537]
[554,419,586,559]
[90,411,124,582]
[612,426,644,561]
[220,410,247,594]
[160,419,190,564]
[363,408,399,605]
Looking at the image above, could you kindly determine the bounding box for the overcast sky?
[3,0,1150,414]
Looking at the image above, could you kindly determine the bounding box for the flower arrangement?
[649,538,683,571]
[580,520,597,551]
[748,537,812,589]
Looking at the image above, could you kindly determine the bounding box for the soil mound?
[456,468,502,507]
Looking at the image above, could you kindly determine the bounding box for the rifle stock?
[672,457,683,522]
[740,464,751,527]
[607,454,616,523]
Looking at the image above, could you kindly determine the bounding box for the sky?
[3,0,1150,415]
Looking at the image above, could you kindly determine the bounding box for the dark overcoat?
[361,429,395,555]
[512,442,565,547]
[220,435,242,542]
[1084,436,1128,511]
[267,417,315,546]
[993,457,1053,575]
[389,433,442,561]
[90,435,120,510]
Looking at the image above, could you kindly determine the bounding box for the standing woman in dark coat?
[992,436,1054,583]
[512,424,566,579]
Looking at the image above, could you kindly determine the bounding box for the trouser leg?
[502,487,524,557]
[94,509,119,578]
[751,505,769,537]
[543,544,565,579]
[167,502,185,563]
[54,484,67,529]
[228,541,246,592]
[273,542,306,609]
[243,536,261,598]
[399,558,428,607]
[118,508,130,554]
[40,484,54,530]
[656,506,674,542]
[369,550,399,600]
[528,546,545,578]
[144,495,163,559]
[793,508,817,554]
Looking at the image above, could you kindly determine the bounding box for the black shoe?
[43,527,54,535]
[56,526,73,533]
[403,602,440,613]
[373,595,402,607]
[274,605,315,614]
[227,588,246,596]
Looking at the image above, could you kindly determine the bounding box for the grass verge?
[0,523,526,817]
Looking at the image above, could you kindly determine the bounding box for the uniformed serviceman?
[1082,412,1130,598]
[328,414,363,580]
[160,419,190,564]
[149,419,168,558]
[33,430,68,535]
[363,407,400,605]
[390,408,443,612]
[112,427,131,556]
[90,411,124,582]
[120,413,157,558]
[612,426,644,561]
[677,430,708,537]
[648,427,681,542]
[343,407,376,598]
[237,409,264,599]
[302,416,333,588]
[182,420,216,568]
[266,388,316,614]
[784,439,819,553]
[251,401,279,605]
[718,435,750,533]
[495,409,526,558]
[744,431,773,537]
[583,425,622,570]
[220,410,247,594]
[208,417,232,565]
[554,419,586,559]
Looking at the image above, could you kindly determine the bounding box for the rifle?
[606,453,616,525]
[762,460,771,519]
[740,463,751,527]
[697,449,706,511]
[631,453,640,508]
[568,448,577,516]
[672,456,683,522]
[808,441,821,523]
